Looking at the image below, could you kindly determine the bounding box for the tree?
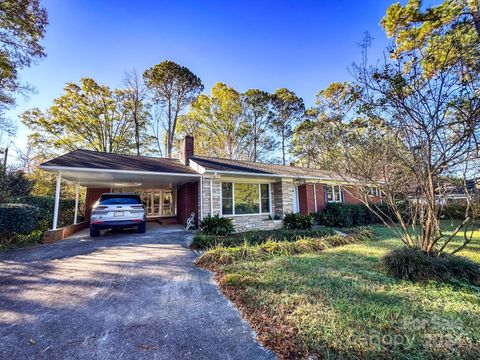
[143,61,203,157]
[0,0,48,120]
[21,78,145,154]
[382,0,480,74]
[0,169,33,202]
[123,69,150,156]
[314,29,480,255]
[242,89,275,162]
[178,83,249,159]
[270,88,304,165]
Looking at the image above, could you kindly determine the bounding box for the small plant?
[199,214,235,236]
[382,247,480,285]
[283,213,314,229]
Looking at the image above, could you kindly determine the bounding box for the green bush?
[191,228,335,250]
[283,213,314,229]
[440,204,472,220]
[314,203,390,227]
[382,247,480,285]
[200,214,235,236]
[0,204,40,234]
[8,196,79,230]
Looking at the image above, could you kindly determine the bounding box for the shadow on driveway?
[0,224,275,359]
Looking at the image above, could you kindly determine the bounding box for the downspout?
[210,177,214,215]
[200,177,204,221]
[313,183,317,212]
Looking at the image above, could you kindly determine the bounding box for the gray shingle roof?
[41,149,348,181]
[40,149,198,175]
[191,156,346,180]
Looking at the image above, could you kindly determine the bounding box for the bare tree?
[314,36,480,255]
[123,69,149,156]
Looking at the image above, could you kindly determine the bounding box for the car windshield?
[99,195,141,205]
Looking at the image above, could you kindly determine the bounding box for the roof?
[191,156,348,180]
[41,149,351,181]
[40,149,199,175]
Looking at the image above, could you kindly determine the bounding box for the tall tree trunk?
[253,116,258,162]
[281,126,286,165]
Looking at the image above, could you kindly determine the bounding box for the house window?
[368,187,380,197]
[325,185,343,203]
[221,182,271,215]
[222,182,233,215]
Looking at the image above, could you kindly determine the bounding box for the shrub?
[382,247,480,285]
[283,213,314,229]
[190,228,335,250]
[440,204,472,220]
[200,214,235,236]
[0,204,40,234]
[315,203,392,227]
[8,196,78,230]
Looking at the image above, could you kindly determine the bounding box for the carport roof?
[41,149,199,175]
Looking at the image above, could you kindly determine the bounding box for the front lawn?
[202,221,480,359]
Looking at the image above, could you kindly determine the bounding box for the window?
[325,185,343,203]
[221,182,271,215]
[99,194,141,205]
[222,183,233,215]
[368,187,380,197]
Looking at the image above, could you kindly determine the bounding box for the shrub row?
[196,234,359,267]
[382,247,480,285]
[313,203,393,227]
[191,228,335,250]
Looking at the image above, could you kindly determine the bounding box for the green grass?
[213,221,480,359]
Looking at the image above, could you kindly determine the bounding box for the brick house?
[40,136,381,235]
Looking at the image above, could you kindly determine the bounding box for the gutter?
[39,165,201,178]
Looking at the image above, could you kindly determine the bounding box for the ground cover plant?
[199,221,480,359]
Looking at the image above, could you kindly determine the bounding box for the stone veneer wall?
[272,179,294,216]
[227,215,283,232]
[200,177,221,218]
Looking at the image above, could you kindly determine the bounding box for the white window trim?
[220,182,272,216]
[326,185,343,203]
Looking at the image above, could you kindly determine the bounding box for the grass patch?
[190,227,335,250]
[204,221,480,359]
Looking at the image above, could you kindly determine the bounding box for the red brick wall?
[298,184,316,215]
[315,184,326,212]
[180,136,195,165]
[343,186,382,205]
[177,181,199,225]
[85,187,110,219]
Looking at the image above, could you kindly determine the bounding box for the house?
[40,136,381,240]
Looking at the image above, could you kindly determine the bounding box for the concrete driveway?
[0,224,274,360]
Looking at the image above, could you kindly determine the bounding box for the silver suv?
[90,193,146,237]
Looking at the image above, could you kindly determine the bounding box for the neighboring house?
[40,136,381,238]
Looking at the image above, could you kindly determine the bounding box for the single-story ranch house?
[40,136,381,240]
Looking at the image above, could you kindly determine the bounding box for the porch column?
[52,173,61,230]
[74,183,80,225]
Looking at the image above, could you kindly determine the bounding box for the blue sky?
[10,0,394,154]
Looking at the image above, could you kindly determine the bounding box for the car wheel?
[138,222,146,233]
[90,228,100,237]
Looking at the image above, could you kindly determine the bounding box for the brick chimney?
[180,135,194,165]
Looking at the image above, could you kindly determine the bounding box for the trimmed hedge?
[8,196,79,231]
[440,204,473,221]
[0,204,40,235]
[314,203,391,227]
[200,214,235,236]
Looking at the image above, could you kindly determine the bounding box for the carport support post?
[74,183,79,225]
[52,173,61,230]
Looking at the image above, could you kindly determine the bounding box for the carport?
[39,149,200,241]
